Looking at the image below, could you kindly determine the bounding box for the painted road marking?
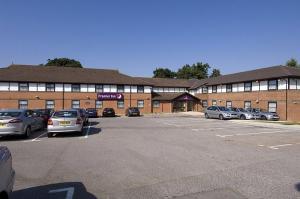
[268,143,300,150]
[23,131,47,142]
[216,130,290,138]
[80,123,91,139]
[49,187,74,199]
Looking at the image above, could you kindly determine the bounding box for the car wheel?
[23,126,31,138]
[240,115,246,120]
[205,113,209,119]
[47,132,53,138]
[219,114,224,120]
[261,115,267,120]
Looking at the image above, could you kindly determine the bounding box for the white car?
[0,146,15,199]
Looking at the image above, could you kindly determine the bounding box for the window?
[95,100,103,109]
[19,83,29,91]
[117,85,124,92]
[153,100,160,108]
[244,82,252,92]
[163,88,169,92]
[45,100,55,109]
[212,100,217,106]
[72,84,80,92]
[226,84,232,92]
[137,86,144,93]
[46,83,55,92]
[212,86,217,93]
[202,100,208,108]
[137,100,144,108]
[268,102,277,113]
[226,101,232,108]
[117,100,124,108]
[95,85,103,92]
[268,80,278,90]
[244,101,251,109]
[19,100,28,109]
[202,87,208,93]
[72,100,80,109]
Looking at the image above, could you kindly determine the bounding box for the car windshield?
[218,106,229,111]
[130,108,139,111]
[238,108,247,112]
[104,108,113,111]
[0,111,22,117]
[87,108,96,111]
[52,111,77,118]
[229,108,237,111]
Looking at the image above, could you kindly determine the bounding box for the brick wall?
[0,92,152,116]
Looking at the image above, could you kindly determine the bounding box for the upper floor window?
[72,84,80,92]
[226,84,232,92]
[95,85,103,93]
[212,86,217,93]
[244,82,252,92]
[202,87,208,93]
[46,83,55,92]
[268,80,278,90]
[19,83,29,91]
[117,85,124,93]
[137,86,144,93]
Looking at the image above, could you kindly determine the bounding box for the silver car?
[47,109,84,137]
[228,107,256,120]
[205,106,239,120]
[0,146,15,199]
[0,109,44,138]
[246,108,280,121]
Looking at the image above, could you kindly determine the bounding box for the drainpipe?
[286,78,288,121]
[62,83,65,109]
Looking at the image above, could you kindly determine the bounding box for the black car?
[33,109,53,126]
[86,108,98,118]
[126,107,140,117]
[102,108,115,117]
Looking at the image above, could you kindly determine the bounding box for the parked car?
[227,107,256,120]
[85,108,98,118]
[0,146,15,199]
[47,109,84,137]
[33,109,53,126]
[102,108,115,117]
[0,109,44,138]
[205,106,239,120]
[246,108,280,121]
[125,107,140,117]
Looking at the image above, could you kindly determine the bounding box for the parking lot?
[1,115,300,199]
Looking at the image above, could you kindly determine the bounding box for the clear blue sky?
[0,0,299,77]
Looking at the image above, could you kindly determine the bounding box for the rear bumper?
[47,125,82,133]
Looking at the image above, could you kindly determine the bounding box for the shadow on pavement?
[0,129,46,142]
[89,121,99,126]
[296,183,300,191]
[11,182,98,199]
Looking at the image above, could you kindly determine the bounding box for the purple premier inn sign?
[97,93,124,101]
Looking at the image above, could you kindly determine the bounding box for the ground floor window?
[72,100,80,109]
[226,101,232,108]
[212,100,217,106]
[202,100,208,108]
[96,100,103,109]
[268,101,277,113]
[117,100,124,109]
[19,100,28,109]
[46,100,55,109]
[153,100,160,108]
[137,100,144,108]
[244,101,251,109]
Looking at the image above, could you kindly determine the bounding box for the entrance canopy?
[152,92,200,102]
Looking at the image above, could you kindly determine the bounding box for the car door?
[211,106,218,118]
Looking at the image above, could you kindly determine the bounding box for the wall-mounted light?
[86,96,90,100]
[256,99,259,103]
[35,96,40,99]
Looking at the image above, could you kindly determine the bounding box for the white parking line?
[80,123,91,139]
[23,131,47,142]
[268,143,300,150]
[216,130,289,138]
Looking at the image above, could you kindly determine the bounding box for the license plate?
[60,121,71,126]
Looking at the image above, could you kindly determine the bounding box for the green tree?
[153,68,176,78]
[176,62,210,79]
[286,58,299,68]
[210,68,221,78]
[45,58,82,68]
